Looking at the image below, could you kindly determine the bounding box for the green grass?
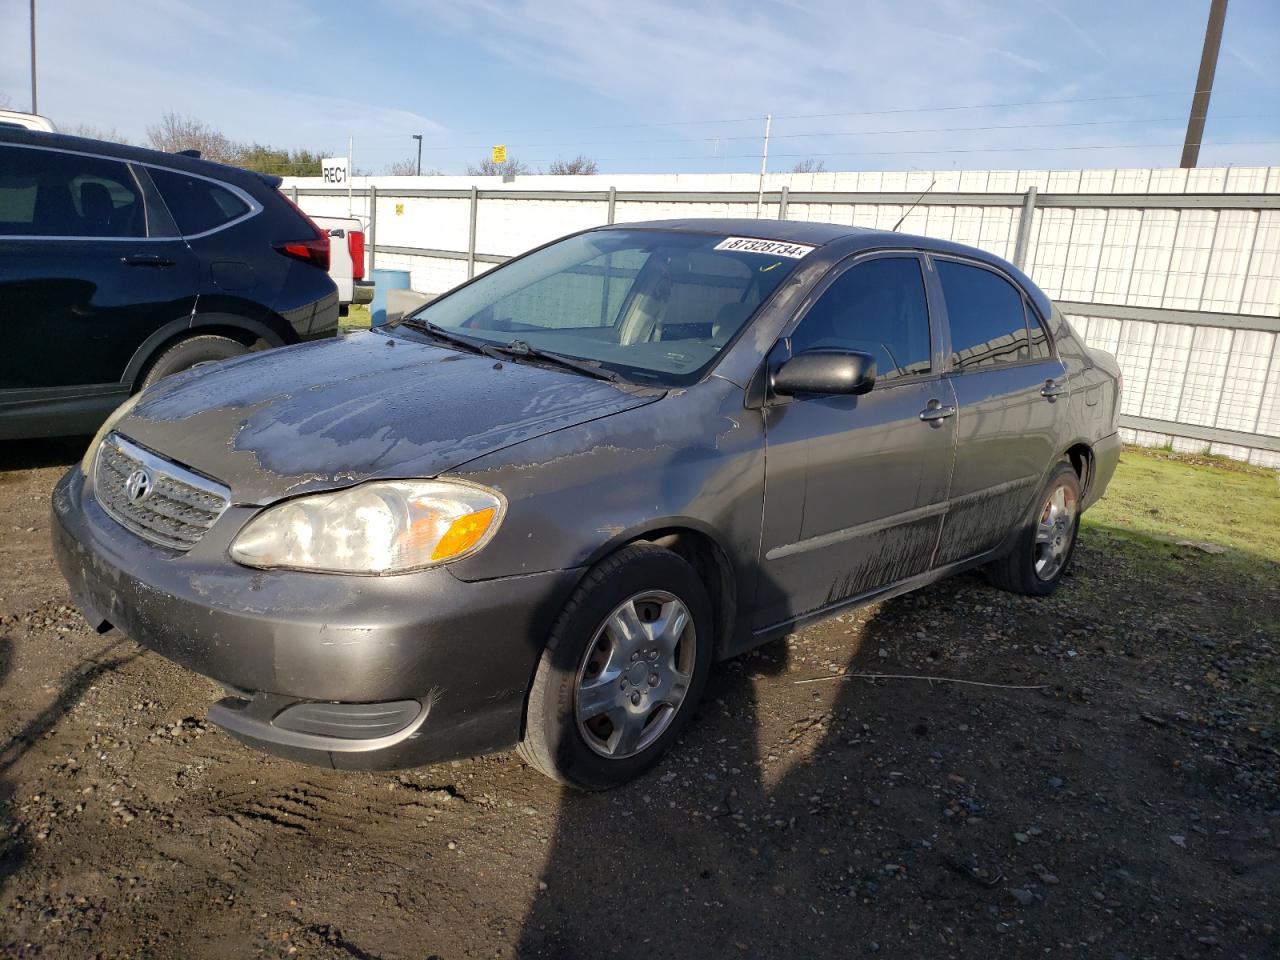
[1084,446,1280,564]
[339,303,372,333]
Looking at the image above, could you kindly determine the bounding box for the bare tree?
[547,154,599,176]
[65,122,129,144]
[790,158,826,173]
[146,112,239,163]
[382,158,443,176]
[466,155,531,177]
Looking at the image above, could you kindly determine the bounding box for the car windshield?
[405,229,813,385]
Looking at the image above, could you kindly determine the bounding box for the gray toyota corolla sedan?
[53,218,1121,789]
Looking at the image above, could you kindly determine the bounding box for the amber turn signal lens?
[430,507,498,561]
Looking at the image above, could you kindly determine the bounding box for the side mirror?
[772,349,876,397]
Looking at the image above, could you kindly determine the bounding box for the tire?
[986,460,1082,597]
[139,335,249,390]
[519,543,714,790]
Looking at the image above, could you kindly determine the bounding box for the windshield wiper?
[399,317,503,358]
[487,340,622,382]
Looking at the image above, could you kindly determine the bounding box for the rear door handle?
[919,399,956,423]
[121,254,175,267]
[1041,378,1067,399]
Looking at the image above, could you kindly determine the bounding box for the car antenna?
[892,179,937,231]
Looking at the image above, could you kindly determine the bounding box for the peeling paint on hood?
[117,331,662,504]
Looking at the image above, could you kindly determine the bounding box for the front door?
[754,253,956,631]
[929,256,1069,566]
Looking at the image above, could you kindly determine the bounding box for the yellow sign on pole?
[491,144,507,165]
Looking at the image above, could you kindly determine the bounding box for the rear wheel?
[986,461,1081,596]
[140,334,249,390]
[519,543,713,790]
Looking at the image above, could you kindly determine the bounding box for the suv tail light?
[276,194,331,272]
[348,231,366,281]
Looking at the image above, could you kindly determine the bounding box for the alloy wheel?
[1033,482,1079,581]
[574,590,697,759]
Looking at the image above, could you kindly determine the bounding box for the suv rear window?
[149,168,249,236]
[936,260,1030,369]
[0,144,144,238]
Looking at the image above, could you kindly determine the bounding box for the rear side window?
[0,144,144,238]
[149,168,249,236]
[790,256,932,380]
[937,260,1030,369]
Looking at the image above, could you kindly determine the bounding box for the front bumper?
[51,467,581,770]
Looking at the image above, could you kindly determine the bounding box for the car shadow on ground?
[513,523,1280,959]
[509,570,1026,958]
[0,437,87,475]
[0,636,143,896]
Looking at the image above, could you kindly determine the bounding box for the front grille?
[93,434,230,551]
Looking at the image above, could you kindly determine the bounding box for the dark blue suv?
[0,128,339,439]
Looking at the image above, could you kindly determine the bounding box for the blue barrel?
[370,269,411,326]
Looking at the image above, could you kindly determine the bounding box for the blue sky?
[1,0,1277,174]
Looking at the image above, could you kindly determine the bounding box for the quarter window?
[0,145,144,238]
[149,168,249,236]
[1027,305,1053,360]
[789,256,932,381]
[936,260,1030,369]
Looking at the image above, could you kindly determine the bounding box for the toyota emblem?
[124,468,153,504]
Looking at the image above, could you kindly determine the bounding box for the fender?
[121,312,288,387]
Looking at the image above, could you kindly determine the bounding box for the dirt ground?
[2,439,1277,960]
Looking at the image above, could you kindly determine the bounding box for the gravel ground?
[1,440,1277,959]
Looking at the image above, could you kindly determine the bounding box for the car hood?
[119,330,661,504]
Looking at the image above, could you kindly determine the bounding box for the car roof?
[0,127,281,190]
[601,216,1050,314]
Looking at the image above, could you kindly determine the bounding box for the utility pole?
[1180,0,1229,168]
[29,0,37,114]
[755,114,772,218]
[412,134,423,176]
[347,134,354,217]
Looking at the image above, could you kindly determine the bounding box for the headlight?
[229,480,505,574]
[81,392,144,476]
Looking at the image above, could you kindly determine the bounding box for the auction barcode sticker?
[714,237,815,259]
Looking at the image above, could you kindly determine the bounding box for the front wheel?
[519,544,713,790]
[986,461,1082,596]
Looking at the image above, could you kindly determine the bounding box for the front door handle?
[919,399,956,423]
[1040,378,1067,399]
[121,254,175,267]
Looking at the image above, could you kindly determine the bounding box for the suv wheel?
[986,461,1082,596]
[519,543,713,790]
[140,335,249,390]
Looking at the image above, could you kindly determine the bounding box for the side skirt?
[723,542,1010,659]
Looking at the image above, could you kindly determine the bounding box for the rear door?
[0,143,199,402]
[754,253,956,630]
[930,256,1068,566]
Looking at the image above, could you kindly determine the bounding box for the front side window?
[937,259,1030,369]
[149,168,249,236]
[0,144,143,238]
[789,256,932,381]
[410,229,808,384]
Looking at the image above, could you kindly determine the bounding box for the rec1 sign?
[321,157,349,185]
[491,144,506,165]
